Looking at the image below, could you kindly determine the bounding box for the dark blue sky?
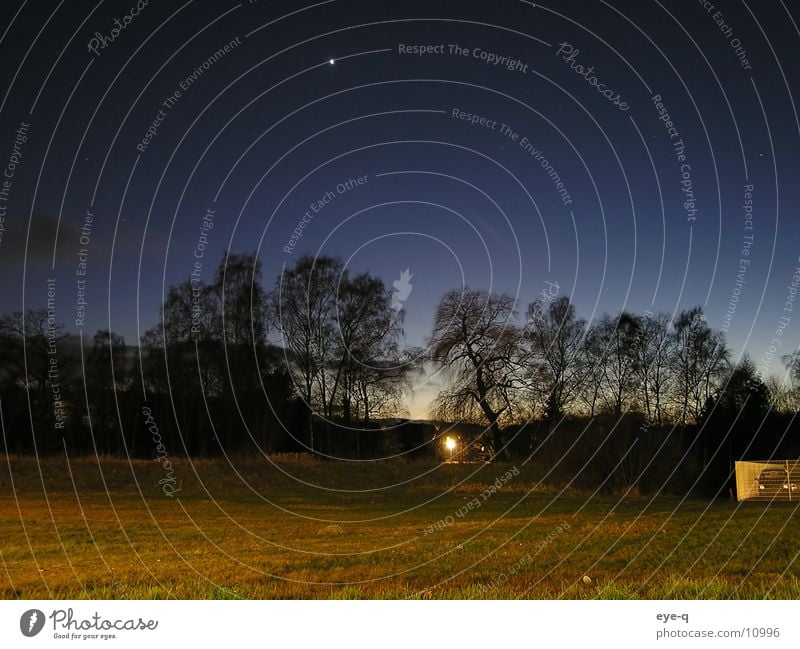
[1,0,799,416]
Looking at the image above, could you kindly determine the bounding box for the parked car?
[756,465,800,493]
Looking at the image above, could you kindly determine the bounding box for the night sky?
[1,0,799,417]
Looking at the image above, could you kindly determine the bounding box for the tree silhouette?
[429,289,520,456]
[521,295,586,420]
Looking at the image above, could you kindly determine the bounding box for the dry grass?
[1,455,799,599]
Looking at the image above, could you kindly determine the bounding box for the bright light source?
[329,58,335,65]
[445,437,456,451]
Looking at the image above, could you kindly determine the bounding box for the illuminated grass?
[1,456,798,599]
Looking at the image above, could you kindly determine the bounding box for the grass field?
[1,455,799,599]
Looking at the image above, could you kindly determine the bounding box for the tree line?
[2,253,800,492]
[428,290,738,449]
[426,287,800,493]
[0,253,420,458]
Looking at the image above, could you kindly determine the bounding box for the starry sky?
[1,0,799,417]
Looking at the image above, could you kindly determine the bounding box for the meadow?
[1,455,798,599]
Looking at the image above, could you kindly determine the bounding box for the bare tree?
[214,252,268,347]
[521,295,586,420]
[273,255,341,438]
[273,256,412,447]
[776,351,800,412]
[141,280,222,396]
[0,310,64,394]
[331,272,401,421]
[632,313,674,424]
[766,375,797,413]
[671,307,729,423]
[593,313,640,416]
[577,322,605,417]
[353,350,422,423]
[429,289,520,456]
